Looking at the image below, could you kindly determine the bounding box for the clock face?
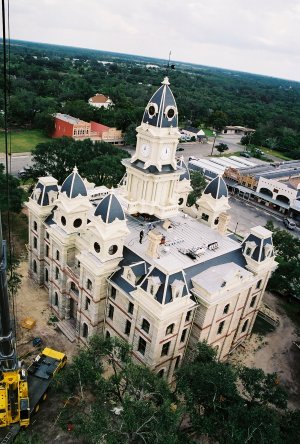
[141,143,151,158]
[160,145,171,160]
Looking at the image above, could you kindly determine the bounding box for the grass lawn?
[259,147,293,161]
[0,129,50,153]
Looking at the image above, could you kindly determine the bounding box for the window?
[246,247,252,256]
[125,320,131,336]
[201,213,209,221]
[141,319,150,334]
[149,285,155,295]
[56,250,60,261]
[223,304,230,314]
[138,337,147,355]
[70,282,78,294]
[180,328,188,343]
[45,268,49,282]
[94,242,101,253]
[87,279,92,291]
[161,341,170,356]
[111,287,116,299]
[33,221,37,231]
[106,330,111,339]
[174,356,181,369]
[108,244,118,255]
[33,260,37,273]
[73,218,82,228]
[256,279,262,289]
[249,294,257,308]
[178,197,184,205]
[46,231,49,239]
[55,267,59,280]
[54,292,58,306]
[33,237,37,249]
[128,302,134,315]
[185,310,192,322]
[82,323,88,338]
[108,304,114,320]
[157,369,164,378]
[45,245,49,257]
[217,320,225,335]
[85,297,90,311]
[166,324,174,335]
[61,216,66,226]
[242,319,249,333]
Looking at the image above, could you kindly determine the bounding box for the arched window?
[45,268,49,282]
[33,260,37,273]
[106,330,111,339]
[54,292,58,306]
[242,319,249,333]
[82,323,88,338]
[223,304,230,314]
[166,323,174,335]
[157,369,164,378]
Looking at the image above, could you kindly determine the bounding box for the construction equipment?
[0,219,66,443]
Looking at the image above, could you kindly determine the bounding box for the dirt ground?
[15,261,82,443]
[228,291,300,409]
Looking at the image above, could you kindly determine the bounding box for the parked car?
[240,152,251,158]
[283,218,296,230]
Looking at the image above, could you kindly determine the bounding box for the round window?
[94,242,101,253]
[214,217,219,225]
[178,198,184,205]
[61,216,66,226]
[148,105,156,116]
[73,218,82,228]
[108,245,118,255]
[167,108,175,119]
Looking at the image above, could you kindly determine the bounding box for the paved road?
[228,196,300,239]
[0,153,32,177]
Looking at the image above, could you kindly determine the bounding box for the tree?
[186,170,206,207]
[54,335,184,444]
[0,164,24,213]
[265,221,300,298]
[29,138,130,187]
[176,341,296,444]
[215,142,229,155]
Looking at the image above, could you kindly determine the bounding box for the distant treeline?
[0,39,300,157]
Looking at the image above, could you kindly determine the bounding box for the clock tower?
[122,77,183,219]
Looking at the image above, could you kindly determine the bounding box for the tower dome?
[142,77,178,128]
[94,193,125,223]
[61,167,87,198]
[177,156,190,181]
[204,176,228,199]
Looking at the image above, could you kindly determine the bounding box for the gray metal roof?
[94,193,125,223]
[34,182,58,206]
[142,77,178,128]
[61,167,87,198]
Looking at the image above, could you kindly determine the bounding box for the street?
[228,196,300,239]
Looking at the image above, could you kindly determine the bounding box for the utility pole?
[210,131,217,156]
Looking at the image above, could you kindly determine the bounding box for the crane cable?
[2,0,18,352]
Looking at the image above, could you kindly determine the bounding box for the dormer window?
[147,276,161,298]
[147,102,158,118]
[171,279,185,301]
[34,188,41,202]
[244,241,256,257]
[164,105,177,120]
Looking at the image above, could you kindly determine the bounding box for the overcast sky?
[9,0,300,82]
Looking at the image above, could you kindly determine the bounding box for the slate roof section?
[129,159,177,174]
[142,77,178,128]
[61,167,87,198]
[33,182,58,206]
[94,193,125,223]
[177,157,190,181]
[242,233,273,262]
[204,175,228,199]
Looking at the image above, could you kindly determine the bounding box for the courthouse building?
[26,78,277,379]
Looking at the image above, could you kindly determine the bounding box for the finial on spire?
[162,77,170,86]
[73,165,78,173]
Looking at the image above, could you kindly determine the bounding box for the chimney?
[146,229,162,259]
[217,212,231,235]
